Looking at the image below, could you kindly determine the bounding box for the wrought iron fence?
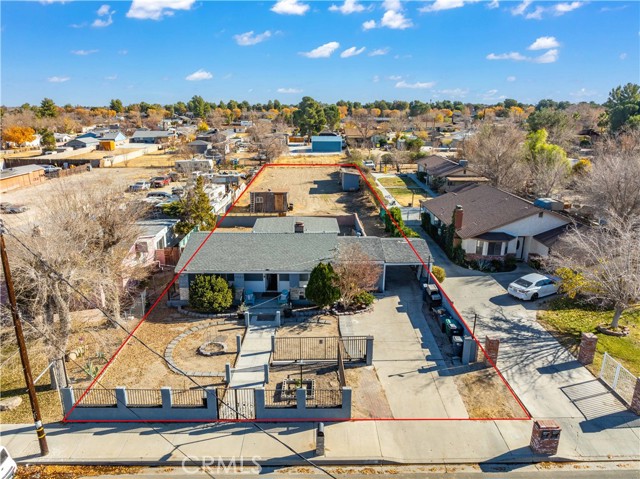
[600,352,638,406]
[273,336,368,362]
[216,388,256,420]
[172,389,206,407]
[73,388,117,407]
[264,388,297,408]
[126,389,163,407]
[306,389,343,409]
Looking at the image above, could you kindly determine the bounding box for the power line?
[3,223,337,479]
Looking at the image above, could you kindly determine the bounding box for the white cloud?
[487,0,499,9]
[528,36,560,50]
[380,10,412,29]
[97,4,111,16]
[383,0,403,11]
[271,0,309,15]
[234,30,272,46]
[329,0,365,14]
[92,4,114,27]
[554,1,583,15]
[127,0,195,20]
[438,88,469,97]
[369,48,389,56]
[524,6,545,19]
[277,87,303,93]
[185,69,213,81]
[506,76,516,82]
[620,53,628,60]
[48,76,70,83]
[511,0,532,16]
[388,75,402,80]
[300,41,340,58]
[486,52,528,61]
[362,19,377,30]
[71,49,98,55]
[118,49,128,55]
[105,75,118,80]
[341,46,366,58]
[373,75,380,83]
[533,49,559,63]
[395,80,435,89]
[420,0,481,13]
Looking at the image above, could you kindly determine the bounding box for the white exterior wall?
[488,212,568,258]
[529,238,550,257]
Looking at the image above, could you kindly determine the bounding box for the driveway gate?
[216,388,255,420]
[599,352,638,406]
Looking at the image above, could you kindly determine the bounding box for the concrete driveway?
[343,266,468,418]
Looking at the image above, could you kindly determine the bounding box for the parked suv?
[128,181,150,192]
[150,176,170,188]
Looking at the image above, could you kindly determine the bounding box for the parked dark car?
[0,203,28,214]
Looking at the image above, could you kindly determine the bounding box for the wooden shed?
[250,191,289,213]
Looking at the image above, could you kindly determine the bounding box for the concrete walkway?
[228,325,274,388]
[343,267,468,419]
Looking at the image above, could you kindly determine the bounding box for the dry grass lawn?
[454,367,527,418]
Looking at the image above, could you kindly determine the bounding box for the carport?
[379,238,433,291]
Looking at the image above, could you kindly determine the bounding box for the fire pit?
[197,341,227,357]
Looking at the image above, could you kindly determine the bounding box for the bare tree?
[246,121,271,144]
[552,213,640,329]
[257,135,287,164]
[351,109,376,153]
[577,130,640,222]
[332,243,382,309]
[8,178,150,388]
[460,122,526,192]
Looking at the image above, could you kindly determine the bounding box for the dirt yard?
[346,366,393,418]
[277,315,339,337]
[274,153,347,165]
[234,166,388,237]
[95,302,244,390]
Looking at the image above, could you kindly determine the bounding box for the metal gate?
[599,352,638,406]
[216,388,255,420]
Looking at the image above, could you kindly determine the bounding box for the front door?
[274,194,284,212]
[515,236,526,259]
[266,273,278,291]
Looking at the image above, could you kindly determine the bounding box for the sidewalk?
[228,325,274,388]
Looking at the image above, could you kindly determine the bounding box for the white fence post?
[599,351,609,378]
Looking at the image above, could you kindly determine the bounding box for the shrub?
[490,259,503,271]
[431,265,446,283]
[504,254,517,271]
[306,263,340,308]
[189,275,233,313]
[353,291,375,307]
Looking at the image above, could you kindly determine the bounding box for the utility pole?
[0,224,49,456]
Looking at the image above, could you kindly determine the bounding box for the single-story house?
[64,137,100,150]
[100,131,127,146]
[340,168,361,191]
[188,140,212,155]
[250,191,289,213]
[130,129,176,144]
[54,133,72,143]
[343,125,390,148]
[173,217,433,304]
[415,155,488,192]
[0,165,45,192]
[128,218,180,269]
[420,184,571,261]
[311,135,343,153]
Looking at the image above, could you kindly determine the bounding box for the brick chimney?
[294,221,305,233]
[453,205,464,230]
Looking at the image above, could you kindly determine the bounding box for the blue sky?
[1,0,638,106]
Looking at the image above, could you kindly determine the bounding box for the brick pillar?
[530,420,561,455]
[577,332,598,365]
[630,378,640,416]
[484,336,500,367]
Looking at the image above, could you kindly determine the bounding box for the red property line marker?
[65,162,530,422]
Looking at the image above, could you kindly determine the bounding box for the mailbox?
[530,420,561,455]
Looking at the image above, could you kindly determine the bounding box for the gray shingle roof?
[336,237,385,262]
[175,232,338,273]
[380,238,432,264]
[0,165,44,179]
[131,130,173,139]
[421,184,562,239]
[415,155,480,178]
[252,216,340,234]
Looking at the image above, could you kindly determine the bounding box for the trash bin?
[423,284,442,307]
[451,335,463,357]
[444,318,463,339]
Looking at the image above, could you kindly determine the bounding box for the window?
[476,240,485,255]
[255,196,264,203]
[487,242,502,256]
[218,273,234,282]
[245,273,263,281]
[299,274,310,282]
[279,274,290,281]
[538,211,544,218]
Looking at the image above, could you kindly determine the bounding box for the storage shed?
[340,169,361,192]
[250,191,289,213]
[311,136,343,153]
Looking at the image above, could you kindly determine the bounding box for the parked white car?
[507,273,560,301]
[363,160,376,170]
[0,446,16,479]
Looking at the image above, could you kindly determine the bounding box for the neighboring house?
[204,184,233,215]
[64,137,100,150]
[340,168,361,192]
[343,125,389,148]
[188,140,212,155]
[173,216,432,304]
[311,135,343,153]
[0,165,45,192]
[129,219,180,269]
[250,191,289,213]
[100,131,127,146]
[54,133,72,143]
[174,159,214,173]
[420,184,571,262]
[130,129,175,144]
[415,155,488,192]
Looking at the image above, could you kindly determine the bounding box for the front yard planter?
[281,378,315,399]
[596,324,630,337]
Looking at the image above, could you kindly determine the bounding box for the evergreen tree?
[163,176,217,235]
[306,263,340,308]
[40,130,56,151]
[189,275,233,313]
[109,99,124,113]
[292,96,326,136]
[38,98,58,118]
